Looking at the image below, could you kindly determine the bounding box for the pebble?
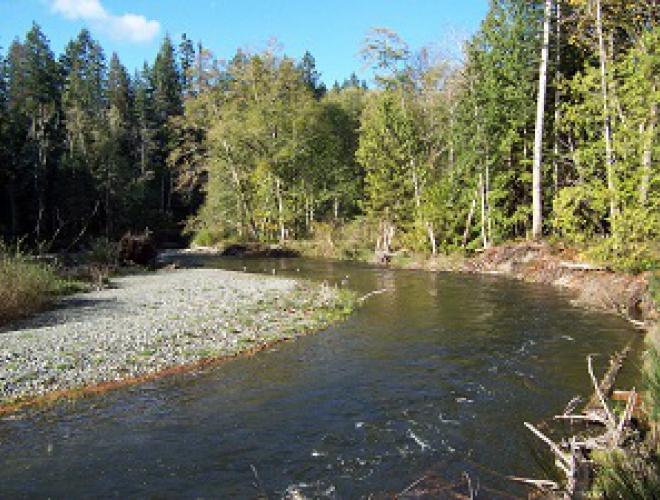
[0,269,342,403]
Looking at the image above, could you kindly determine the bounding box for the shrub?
[0,251,71,326]
[117,231,157,267]
[88,237,118,266]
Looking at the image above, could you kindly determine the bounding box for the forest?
[1,0,658,271]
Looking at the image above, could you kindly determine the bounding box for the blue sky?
[1,0,489,85]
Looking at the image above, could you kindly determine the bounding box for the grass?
[591,447,660,499]
[644,346,660,426]
[0,251,85,327]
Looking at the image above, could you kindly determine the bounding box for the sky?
[0,0,489,85]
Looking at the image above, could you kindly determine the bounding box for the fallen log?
[584,344,631,413]
[558,261,606,271]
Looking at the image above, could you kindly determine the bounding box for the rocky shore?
[0,268,353,408]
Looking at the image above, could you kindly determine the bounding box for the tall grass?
[591,448,660,499]
[645,346,660,426]
[0,251,78,326]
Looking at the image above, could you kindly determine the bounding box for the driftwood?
[558,261,606,271]
[520,348,639,497]
[358,288,390,304]
[584,345,631,412]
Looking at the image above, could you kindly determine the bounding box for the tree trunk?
[596,0,618,234]
[463,189,477,248]
[553,0,562,196]
[305,194,310,232]
[532,0,552,240]
[276,177,285,243]
[411,159,421,209]
[640,86,656,205]
[480,173,488,249]
[426,222,437,255]
[486,162,492,244]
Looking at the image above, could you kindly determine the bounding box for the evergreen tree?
[298,51,326,99]
[151,34,182,215]
[16,24,62,243]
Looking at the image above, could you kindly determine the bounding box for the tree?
[532,0,553,239]
[179,34,196,98]
[16,24,62,243]
[105,53,136,235]
[298,51,326,99]
[151,34,182,214]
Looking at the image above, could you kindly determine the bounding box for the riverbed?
[0,256,641,497]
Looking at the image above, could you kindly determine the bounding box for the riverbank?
[206,239,658,325]
[0,268,354,414]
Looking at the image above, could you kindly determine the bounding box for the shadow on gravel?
[0,296,119,334]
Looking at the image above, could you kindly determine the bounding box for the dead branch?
[524,422,571,474]
[507,476,559,490]
[585,344,631,411]
[586,355,617,428]
[562,395,582,415]
[358,288,390,303]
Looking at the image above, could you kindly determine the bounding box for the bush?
[117,231,157,267]
[0,251,72,326]
[88,237,118,266]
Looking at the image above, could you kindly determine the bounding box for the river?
[0,256,641,498]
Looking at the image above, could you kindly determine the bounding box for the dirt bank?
[461,241,657,324]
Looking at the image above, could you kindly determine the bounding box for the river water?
[0,256,641,498]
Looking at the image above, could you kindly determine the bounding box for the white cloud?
[50,0,160,43]
[108,14,160,43]
[51,0,106,20]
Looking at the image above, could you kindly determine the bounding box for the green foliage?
[1,6,658,274]
[552,184,609,243]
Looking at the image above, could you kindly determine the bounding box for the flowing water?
[0,256,642,498]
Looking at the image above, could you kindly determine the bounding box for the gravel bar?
[0,269,349,405]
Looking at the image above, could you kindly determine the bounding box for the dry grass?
[0,252,80,327]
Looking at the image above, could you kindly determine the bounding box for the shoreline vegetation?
[197,238,658,325]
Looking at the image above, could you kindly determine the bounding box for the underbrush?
[590,325,660,498]
[0,251,84,326]
[591,446,660,499]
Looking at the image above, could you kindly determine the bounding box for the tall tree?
[179,34,196,98]
[18,24,62,243]
[104,52,135,236]
[298,51,326,99]
[532,0,552,239]
[151,34,182,214]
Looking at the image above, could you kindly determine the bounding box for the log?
[558,261,606,271]
[584,345,631,413]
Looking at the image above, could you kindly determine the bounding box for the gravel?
[0,269,347,404]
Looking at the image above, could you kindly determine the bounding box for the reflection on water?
[0,256,641,498]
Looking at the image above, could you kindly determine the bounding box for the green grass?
[644,345,660,425]
[0,251,85,327]
[591,448,660,499]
